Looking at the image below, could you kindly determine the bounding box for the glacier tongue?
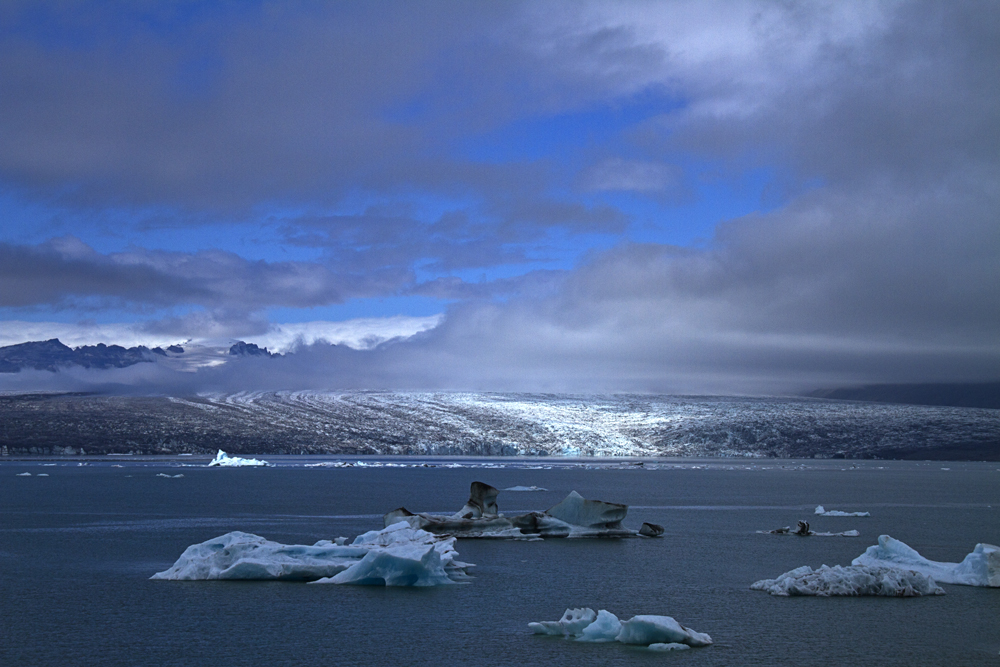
[852,535,1000,587]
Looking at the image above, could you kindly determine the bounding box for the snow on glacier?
[151,523,473,586]
[852,535,1000,587]
[751,564,944,596]
[187,390,1000,459]
[530,608,711,649]
[208,450,269,467]
[815,505,870,517]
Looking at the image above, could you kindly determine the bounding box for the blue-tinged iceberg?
[529,608,711,649]
[852,535,999,587]
[815,505,870,517]
[151,523,473,586]
[208,450,270,467]
[751,564,944,596]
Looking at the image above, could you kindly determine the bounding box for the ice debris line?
[530,608,712,650]
[853,535,999,587]
[150,522,473,586]
[384,481,664,539]
[208,450,270,467]
[815,505,870,517]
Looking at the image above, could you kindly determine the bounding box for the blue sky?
[1,1,998,393]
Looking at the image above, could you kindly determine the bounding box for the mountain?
[0,339,167,373]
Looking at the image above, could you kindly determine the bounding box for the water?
[2,458,999,665]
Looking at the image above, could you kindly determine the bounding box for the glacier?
[529,608,712,649]
[852,535,1000,587]
[150,522,473,586]
[208,450,270,467]
[815,505,871,517]
[751,564,945,596]
[384,481,662,539]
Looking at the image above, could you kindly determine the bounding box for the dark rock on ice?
[385,482,648,538]
[228,341,278,357]
[639,523,664,537]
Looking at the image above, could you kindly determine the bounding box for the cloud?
[0,1,997,394]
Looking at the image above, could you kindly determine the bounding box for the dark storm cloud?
[0,236,412,313]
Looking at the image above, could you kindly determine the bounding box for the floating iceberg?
[852,535,1000,587]
[16,472,31,476]
[151,522,473,586]
[156,473,184,478]
[208,450,270,467]
[530,608,711,649]
[760,521,859,537]
[385,482,661,539]
[504,485,547,492]
[751,564,944,596]
[815,505,870,517]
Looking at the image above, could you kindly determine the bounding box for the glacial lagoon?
[2,456,998,665]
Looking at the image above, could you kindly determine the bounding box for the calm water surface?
[2,458,999,666]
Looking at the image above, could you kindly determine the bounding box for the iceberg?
[208,450,270,467]
[530,608,711,649]
[385,482,656,539]
[156,473,184,478]
[760,521,859,537]
[751,564,945,596]
[852,535,1000,587]
[16,472,31,476]
[504,485,547,492]
[151,522,473,586]
[815,505,870,517]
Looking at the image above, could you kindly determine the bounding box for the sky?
[0,0,998,395]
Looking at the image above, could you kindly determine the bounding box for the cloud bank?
[0,1,997,394]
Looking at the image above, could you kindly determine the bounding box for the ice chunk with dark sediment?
[815,505,870,517]
[759,520,859,537]
[207,450,270,467]
[452,481,500,519]
[751,564,945,596]
[852,535,1000,587]
[150,523,473,585]
[530,608,711,648]
[384,482,645,538]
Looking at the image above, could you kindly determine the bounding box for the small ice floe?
[852,535,1000,587]
[530,608,711,649]
[504,486,547,492]
[16,472,31,476]
[751,564,944,596]
[156,473,184,478]
[815,505,871,517]
[759,521,859,537]
[385,481,662,539]
[304,461,354,468]
[151,522,473,586]
[36,473,49,477]
[207,450,270,467]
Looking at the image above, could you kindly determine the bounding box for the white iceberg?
[208,450,270,467]
[151,522,473,586]
[504,485,547,492]
[156,473,184,478]
[852,534,1000,587]
[16,472,31,476]
[815,505,870,517]
[530,608,711,649]
[750,564,945,596]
